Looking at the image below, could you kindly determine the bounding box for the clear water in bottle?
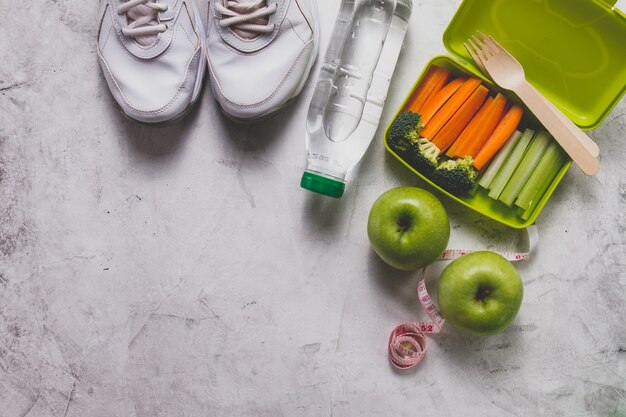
[301,0,413,198]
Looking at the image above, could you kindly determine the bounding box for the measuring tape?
[388,225,539,369]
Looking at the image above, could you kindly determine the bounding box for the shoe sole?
[210,0,321,124]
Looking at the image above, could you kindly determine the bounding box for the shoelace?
[117,0,168,46]
[216,0,277,39]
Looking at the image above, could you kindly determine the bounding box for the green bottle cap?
[300,171,345,199]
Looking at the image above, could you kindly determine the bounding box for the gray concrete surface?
[0,1,624,416]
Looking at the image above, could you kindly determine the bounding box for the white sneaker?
[206,0,319,121]
[97,0,207,124]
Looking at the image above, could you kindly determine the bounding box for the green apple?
[437,251,523,336]
[367,187,450,271]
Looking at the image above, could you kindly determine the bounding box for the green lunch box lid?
[443,0,626,130]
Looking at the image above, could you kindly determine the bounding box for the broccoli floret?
[407,137,441,174]
[387,111,424,153]
[433,156,478,195]
[386,111,478,195]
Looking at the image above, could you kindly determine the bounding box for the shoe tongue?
[126,0,160,47]
[231,0,270,40]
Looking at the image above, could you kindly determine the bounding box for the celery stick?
[478,130,523,190]
[515,140,566,210]
[520,152,568,221]
[518,154,564,215]
[521,205,533,221]
[487,129,535,200]
[499,130,552,206]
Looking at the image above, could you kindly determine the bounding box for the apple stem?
[396,214,412,233]
[475,285,492,301]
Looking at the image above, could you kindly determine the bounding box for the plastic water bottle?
[300,0,413,198]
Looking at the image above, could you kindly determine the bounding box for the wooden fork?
[464,38,600,159]
[465,32,600,176]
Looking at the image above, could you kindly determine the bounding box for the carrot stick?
[405,67,450,113]
[462,93,508,158]
[446,96,493,157]
[419,73,449,113]
[456,93,508,158]
[418,77,467,125]
[431,85,488,152]
[473,104,524,170]
[420,77,483,140]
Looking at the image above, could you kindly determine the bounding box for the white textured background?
[1,1,625,416]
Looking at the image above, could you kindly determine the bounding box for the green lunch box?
[385,0,626,229]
